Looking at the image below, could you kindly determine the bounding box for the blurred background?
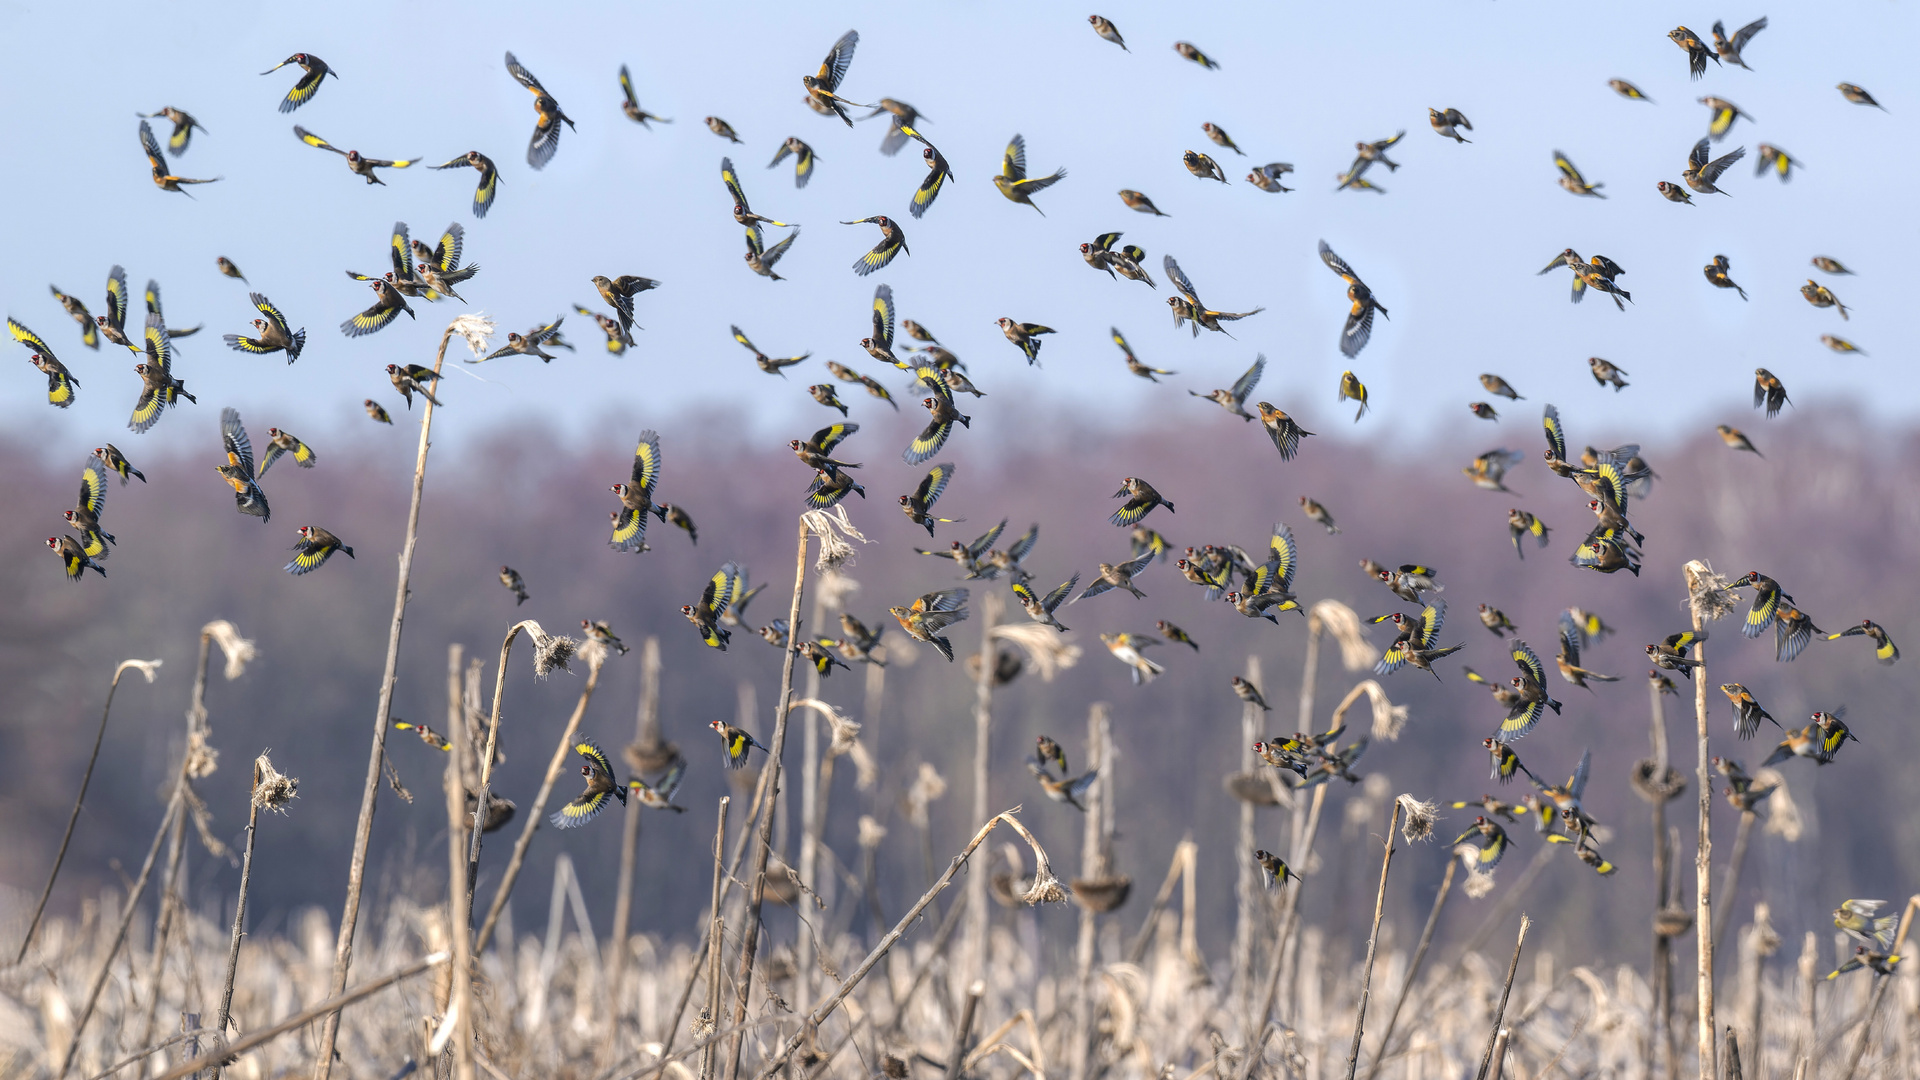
[3,0,1918,987]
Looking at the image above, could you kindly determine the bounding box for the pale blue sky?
[4,0,1915,461]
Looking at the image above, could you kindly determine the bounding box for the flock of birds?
[13,16,1906,979]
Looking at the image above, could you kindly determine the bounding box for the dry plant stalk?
[1475,914,1530,1080]
[753,808,1063,1080]
[722,519,811,1080]
[155,952,451,1080]
[314,314,491,1080]
[14,656,161,964]
[213,752,294,1076]
[1342,799,1403,1080]
[1684,558,1729,1080]
[474,636,601,955]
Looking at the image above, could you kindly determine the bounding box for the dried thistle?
[449,313,496,358]
[252,752,299,813]
[184,726,220,780]
[989,621,1084,681]
[1310,599,1377,672]
[802,505,870,571]
[202,620,256,681]
[904,762,946,828]
[999,812,1070,904]
[522,622,580,679]
[1397,794,1439,842]
[1461,861,1499,899]
[1683,559,1738,622]
[1756,766,1802,841]
[1348,680,1410,740]
[857,815,887,850]
[1748,901,1782,958]
[1654,904,1695,939]
[115,658,163,684]
[816,569,861,613]
[691,1007,715,1038]
[1070,875,1133,913]
[1224,771,1284,806]
[881,1054,908,1080]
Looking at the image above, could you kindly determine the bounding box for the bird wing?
[1552,151,1584,184]
[720,156,752,213]
[106,266,130,330]
[1001,134,1028,182]
[79,456,108,517]
[631,429,663,492]
[142,312,172,371]
[1542,404,1568,462]
[1162,255,1201,304]
[1557,612,1582,664]
[294,126,344,155]
[433,223,464,273]
[221,407,256,478]
[872,284,895,350]
[139,121,167,170]
[618,64,639,108]
[1317,239,1359,283]
[504,52,545,94]
[257,293,298,345]
[1042,573,1079,612]
[816,30,858,93]
[389,222,416,279]
[1688,137,1710,172]
[917,461,954,506]
[1511,640,1546,684]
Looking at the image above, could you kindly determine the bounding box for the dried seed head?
[1684,559,1738,622]
[526,625,579,678]
[252,752,299,813]
[1309,599,1377,672]
[857,815,887,849]
[203,620,257,680]
[990,622,1084,681]
[450,313,496,357]
[803,505,870,571]
[881,1055,908,1080]
[905,762,946,828]
[1397,794,1439,842]
[1756,766,1802,841]
[185,727,220,779]
[1462,862,1499,899]
[816,569,861,613]
[116,658,163,684]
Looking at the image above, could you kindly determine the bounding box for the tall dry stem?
[314,314,491,1079]
[1343,800,1403,1080]
[15,657,161,964]
[474,641,603,954]
[722,519,810,1080]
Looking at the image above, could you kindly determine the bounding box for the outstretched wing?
[816,30,858,92]
[631,429,663,492]
[294,126,343,155]
[139,121,167,170]
[504,52,545,94]
[1542,404,1568,462]
[1001,134,1028,182]
[872,284,895,350]
[106,266,131,330]
[1162,255,1200,304]
[1231,355,1265,402]
[1318,239,1358,283]
[721,156,753,214]
[221,407,256,479]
